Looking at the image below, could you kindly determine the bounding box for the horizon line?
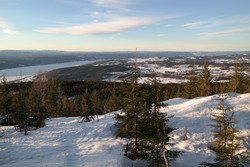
[0,49,250,53]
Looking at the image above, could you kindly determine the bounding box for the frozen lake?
[0,60,94,82]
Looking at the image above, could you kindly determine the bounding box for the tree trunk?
[24,125,28,136]
[163,150,169,167]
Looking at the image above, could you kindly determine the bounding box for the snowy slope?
[0,114,134,167]
[0,93,249,167]
[165,93,250,167]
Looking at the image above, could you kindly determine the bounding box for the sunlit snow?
[0,93,249,167]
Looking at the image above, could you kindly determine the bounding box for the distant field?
[47,54,250,83]
[1,50,250,83]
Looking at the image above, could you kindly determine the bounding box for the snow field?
[0,93,249,167]
[0,114,133,167]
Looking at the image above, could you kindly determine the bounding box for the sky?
[0,0,250,52]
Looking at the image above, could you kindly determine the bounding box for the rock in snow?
[0,93,249,167]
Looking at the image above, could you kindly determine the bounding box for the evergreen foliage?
[0,75,12,125]
[141,76,182,166]
[44,79,63,117]
[184,65,199,98]
[115,66,142,141]
[10,77,48,135]
[11,90,31,135]
[104,90,119,114]
[229,62,249,93]
[27,81,47,129]
[198,61,212,96]
[201,95,250,167]
[80,91,95,122]
[115,69,181,166]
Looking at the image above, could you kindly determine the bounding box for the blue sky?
[0,0,250,51]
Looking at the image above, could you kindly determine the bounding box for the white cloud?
[198,27,250,38]
[34,17,158,35]
[182,16,250,29]
[0,18,19,35]
[2,28,19,35]
[182,21,210,29]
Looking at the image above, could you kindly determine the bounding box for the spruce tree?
[138,76,181,166]
[229,62,248,93]
[45,79,63,117]
[11,90,30,135]
[27,80,48,129]
[73,96,83,116]
[201,95,250,166]
[104,92,118,114]
[80,92,94,122]
[91,90,102,120]
[115,70,181,166]
[184,65,198,98]
[0,75,12,124]
[198,61,212,96]
[115,66,143,156]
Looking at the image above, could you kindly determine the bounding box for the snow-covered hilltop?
[0,93,249,167]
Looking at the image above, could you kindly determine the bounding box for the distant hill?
[0,50,197,70]
[0,50,84,70]
[47,63,129,81]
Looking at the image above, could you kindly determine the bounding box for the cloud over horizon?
[0,17,19,35]
[198,27,250,39]
[34,17,158,35]
[182,16,250,29]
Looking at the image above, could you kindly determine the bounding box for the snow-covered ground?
[105,56,250,84]
[138,77,189,84]
[0,93,249,167]
[0,113,134,167]
[166,93,250,166]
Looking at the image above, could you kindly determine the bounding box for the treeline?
[182,61,250,98]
